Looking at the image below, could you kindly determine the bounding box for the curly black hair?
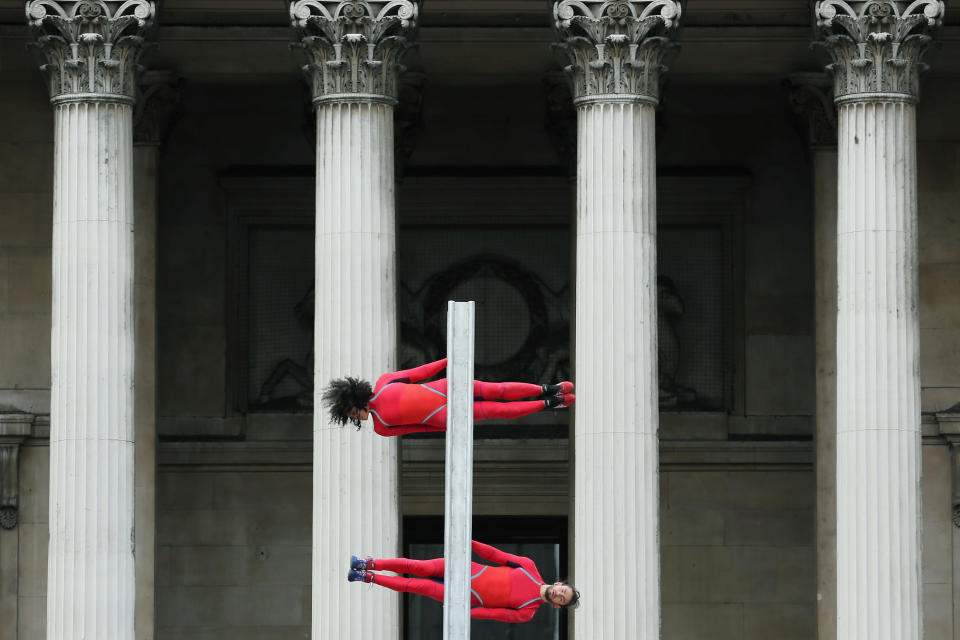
[321,377,374,428]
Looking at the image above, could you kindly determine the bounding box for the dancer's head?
[321,377,373,428]
[544,581,580,609]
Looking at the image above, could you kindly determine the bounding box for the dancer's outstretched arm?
[471,540,534,571]
[376,358,448,387]
[471,606,536,623]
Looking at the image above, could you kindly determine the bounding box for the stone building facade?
[0,1,958,639]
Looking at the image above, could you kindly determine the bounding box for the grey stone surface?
[745,335,815,414]
[743,603,815,639]
[16,523,46,598]
[17,447,47,526]
[662,603,743,639]
[17,594,44,640]
[0,528,16,640]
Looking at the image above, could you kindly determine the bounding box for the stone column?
[786,73,838,640]
[25,2,155,639]
[131,72,180,640]
[813,2,945,638]
[289,2,418,639]
[552,2,681,637]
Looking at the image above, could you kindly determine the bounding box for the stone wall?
[156,470,311,639]
[918,77,960,414]
[661,469,815,639]
[0,72,52,416]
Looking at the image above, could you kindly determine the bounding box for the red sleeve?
[470,606,536,623]
[471,541,536,573]
[373,419,444,437]
[375,358,447,389]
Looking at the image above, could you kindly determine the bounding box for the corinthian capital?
[552,0,682,106]
[25,0,156,104]
[813,0,945,102]
[289,0,419,106]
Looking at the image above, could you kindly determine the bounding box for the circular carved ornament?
[78,1,103,19]
[867,2,893,20]
[342,2,367,19]
[414,255,551,380]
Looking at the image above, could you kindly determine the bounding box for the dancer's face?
[545,582,573,608]
[347,407,369,424]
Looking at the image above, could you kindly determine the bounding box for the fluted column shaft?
[313,101,399,640]
[25,4,155,638]
[290,4,416,637]
[811,5,943,636]
[835,98,921,639]
[552,2,680,636]
[574,100,659,639]
[49,99,136,640]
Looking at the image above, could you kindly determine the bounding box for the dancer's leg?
[472,380,543,401]
[473,399,545,421]
[373,557,444,577]
[372,574,445,603]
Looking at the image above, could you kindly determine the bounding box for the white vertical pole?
[443,300,475,640]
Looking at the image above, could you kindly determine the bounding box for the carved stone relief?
[134,70,183,146]
[0,414,33,530]
[399,254,571,384]
[0,444,18,529]
[785,73,838,148]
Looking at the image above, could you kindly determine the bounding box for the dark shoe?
[351,555,374,571]
[347,569,372,583]
[544,396,563,409]
[541,382,574,397]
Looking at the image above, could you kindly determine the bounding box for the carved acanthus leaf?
[289,0,419,105]
[25,0,156,102]
[552,0,682,104]
[813,0,945,101]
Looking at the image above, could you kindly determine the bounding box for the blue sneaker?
[351,555,373,571]
[347,569,370,583]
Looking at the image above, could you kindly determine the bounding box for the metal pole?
[443,300,475,640]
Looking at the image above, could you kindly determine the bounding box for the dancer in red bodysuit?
[346,540,580,622]
[321,358,574,436]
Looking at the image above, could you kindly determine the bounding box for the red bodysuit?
[371,541,547,623]
[367,359,546,437]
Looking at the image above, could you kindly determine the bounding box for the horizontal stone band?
[314,93,399,107]
[573,93,659,108]
[51,93,137,106]
[834,92,917,106]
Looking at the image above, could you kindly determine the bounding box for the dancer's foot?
[351,555,374,571]
[541,381,574,397]
[560,393,575,408]
[347,569,373,583]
